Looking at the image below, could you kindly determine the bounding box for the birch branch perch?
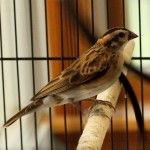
[76,40,135,150]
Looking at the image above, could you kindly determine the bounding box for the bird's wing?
[31,44,110,101]
[30,69,76,100]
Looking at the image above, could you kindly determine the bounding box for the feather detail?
[3,99,43,127]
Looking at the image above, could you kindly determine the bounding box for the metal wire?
[106,1,114,149]
[138,0,145,149]
[0,56,150,61]
[0,57,77,61]
[122,1,129,149]
[91,0,94,37]
[0,13,8,150]
[13,0,23,149]
[29,0,39,149]
[59,1,68,150]
[44,0,54,149]
[75,0,83,134]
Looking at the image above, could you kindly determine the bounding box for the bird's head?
[101,27,138,49]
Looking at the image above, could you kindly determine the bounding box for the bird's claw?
[94,99,115,112]
[87,98,115,112]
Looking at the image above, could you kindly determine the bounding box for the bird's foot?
[87,98,115,111]
[87,98,115,120]
[94,99,115,112]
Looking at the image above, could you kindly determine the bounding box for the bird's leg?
[68,98,85,113]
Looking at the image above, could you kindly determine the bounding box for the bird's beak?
[128,31,138,40]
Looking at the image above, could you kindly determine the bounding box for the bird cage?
[1,0,150,149]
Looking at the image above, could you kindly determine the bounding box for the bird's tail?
[3,99,43,128]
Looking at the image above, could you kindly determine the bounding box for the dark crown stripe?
[103,27,128,37]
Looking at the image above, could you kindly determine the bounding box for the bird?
[3,27,138,127]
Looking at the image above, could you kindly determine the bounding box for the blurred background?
[0,0,150,149]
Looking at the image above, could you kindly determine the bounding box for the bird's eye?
[118,32,125,38]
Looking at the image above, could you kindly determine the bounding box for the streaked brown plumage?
[3,27,138,127]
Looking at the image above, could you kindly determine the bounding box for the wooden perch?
[76,40,135,150]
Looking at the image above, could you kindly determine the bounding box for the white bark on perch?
[76,40,135,150]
